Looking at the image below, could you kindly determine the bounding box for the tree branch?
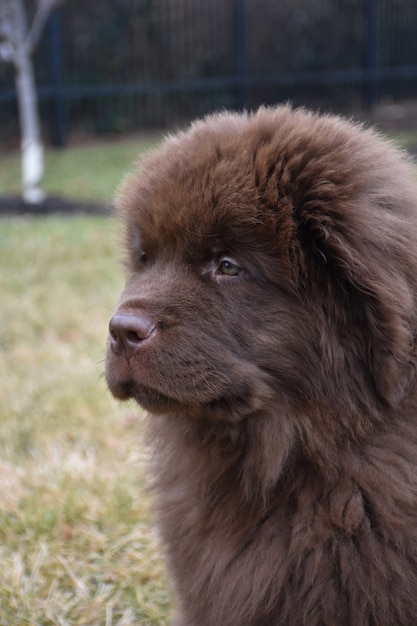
[24,0,63,55]
[0,0,18,62]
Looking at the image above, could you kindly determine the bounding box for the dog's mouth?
[105,332,271,420]
[112,378,186,413]
[108,374,260,422]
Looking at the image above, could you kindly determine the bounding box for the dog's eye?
[217,259,241,277]
[139,252,147,265]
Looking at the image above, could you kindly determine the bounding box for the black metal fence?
[1,0,417,146]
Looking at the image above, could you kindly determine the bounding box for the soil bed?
[0,195,111,217]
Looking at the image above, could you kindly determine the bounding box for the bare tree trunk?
[0,0,62,204]
[12,0,45,204]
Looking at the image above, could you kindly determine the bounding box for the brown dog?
[105,105,417,625]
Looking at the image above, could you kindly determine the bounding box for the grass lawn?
[0,136,159,202]
[0,138,173,625]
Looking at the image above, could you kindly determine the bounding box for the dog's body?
[105,106,417,625]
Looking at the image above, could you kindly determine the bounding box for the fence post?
[233,0,247,110]
[45,8,67,147]
[362,0,379,110]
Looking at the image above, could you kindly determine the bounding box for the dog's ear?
[317,227,416,409]
[348,268,415,409]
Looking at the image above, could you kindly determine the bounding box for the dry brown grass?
[0,216,172,625]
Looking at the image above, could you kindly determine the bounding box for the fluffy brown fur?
[105,105,417,625]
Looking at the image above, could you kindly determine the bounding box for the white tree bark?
[14,0,45,203]
[0,0,62,204]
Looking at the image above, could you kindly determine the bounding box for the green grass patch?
[0,136,160,202]
[0,216,173,624]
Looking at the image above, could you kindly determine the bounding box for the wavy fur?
[106,105,417,625]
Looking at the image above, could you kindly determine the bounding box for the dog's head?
[105,106,417,438]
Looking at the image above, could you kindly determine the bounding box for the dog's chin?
[109,378,185,413]
[108,377,261,422]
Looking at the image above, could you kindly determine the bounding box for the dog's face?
[104,168,313,422]
[105,106,417,434]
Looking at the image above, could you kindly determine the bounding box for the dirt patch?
[0,195,111,217]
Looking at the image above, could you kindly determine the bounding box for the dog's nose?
[108,313,156,356]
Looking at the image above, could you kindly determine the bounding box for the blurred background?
[2,0,417,149]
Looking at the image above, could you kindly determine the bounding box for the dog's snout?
[108,313,156,356]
